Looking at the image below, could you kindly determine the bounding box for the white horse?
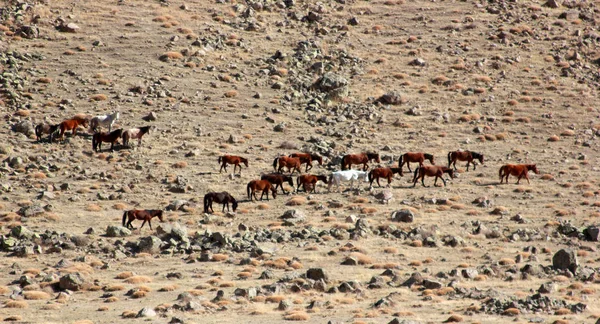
[328,170,369,192]
[90,111,119,133]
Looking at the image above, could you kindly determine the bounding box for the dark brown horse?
[272,156,302,174]
[122,126,151,147]
[448,151,484,171]
[368,167,403,188]
[399,152,434,172]
[122,209,164,230]
[289,153,323,172]
[412,166,454,187]
[92,129,123,152]
[296,174,329,193]
[59,116,89,140]
[247,180,277,201]
[35,123,60,143]
[341,152,380,171]
[499,164,538,184]
[218,155,248,174]
[261,173,294,194]
[204,192,238,213]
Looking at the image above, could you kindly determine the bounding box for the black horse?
[204,192,238,213]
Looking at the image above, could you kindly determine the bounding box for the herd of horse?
[199,151,539,218]
[34,112,152,152]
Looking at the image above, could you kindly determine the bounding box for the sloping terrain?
[0,0,600,323]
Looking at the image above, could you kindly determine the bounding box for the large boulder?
[138,236,162,254]
[312,73,349,98]
[391,209,416,223]
[11,121,34,136]
[59,272,85,291]
[106,226,131,237]
[279,209,306,226]
[10,226,34,239]
[306,268,329,283]
[552,249,578,273]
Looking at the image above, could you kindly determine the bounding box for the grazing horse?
[328,170,369,192]
[448,151,484,171]
[92,129,123,152]
[247,180,277,201]
[399,152,434,172]
[296,174,328,193]
[341,152,380,171]
[499,164,538,184]
[261,173,294,194]
[90,111,119,133]
[272,156,302,174]
[368,167,403,188]
[218,155,248,174]
[35,123,60,143]
[412,166,454,187]
[204,192,238,213]
[289,153,323,172]
[122,209,164,230]
[59,116,89,140]
[122,126,151,147]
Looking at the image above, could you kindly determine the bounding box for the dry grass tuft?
[444,314,463,322]
[121,311,137,318]
[256,203,270,210]
[212,253,229,262]
[286,197,307,206]
[172,161,188,168]
[502,308,520,316]
[23,291,51,300]
[161,51,183,60]
[112,203,128,210]
[350,252,373,265]
[224,90,238,98]
[115,271,134,279]
[548,135,560,142]
[266,295,286,303]
[283,311,310,321]
[85,204,102,212]
[90,94,108,101]
[124,275,152,284]
[383,247,398,254]
[104,284,125,292]
[4,300,28,308]
[499,258,515,265]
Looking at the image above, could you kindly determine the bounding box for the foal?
[261,173,294,194]
[412,166,454,187]
[92,129,123,152]
[35,123,60,143]
[399,152,434,172]
[368,167,403,188]
[247,180,277,201]
[296,174,328,193]
[447,151,484,171]
[218,155,248,174]
[499,164,538,184]
[341,152,380,171]
[289,153,323,172]
[204,192,238,213]
[122,209,164,230]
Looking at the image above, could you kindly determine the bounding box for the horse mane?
[424,153,434,159]
[139,126,151,133]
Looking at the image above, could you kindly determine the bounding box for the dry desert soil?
[1,0,600,323]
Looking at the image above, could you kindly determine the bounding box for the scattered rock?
[137,307,156,318]
[138,236,163,254]
[280,209,306,226]
[552,249,578,274]
[409,58,426,66]
[306,268,329,283]
[142,112,157,121]
[376,91,403,105]
[59,272,85,291]
[11,120,34,136]
[391,209,416,223]
[106,226,131,237]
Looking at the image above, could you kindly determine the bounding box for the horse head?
[476,153,484,164]
[232,199,238,212]
[313,154,323,165]
[318,175,328,184]
[368,153,380,163]
[284,175,294,187]
[270,186,277,199]
[425,153,435,164]
[154,210,164,222]
[241,157,249,167]
[529,164,539,174]
[444,167,455,179]
[358,171,369,181]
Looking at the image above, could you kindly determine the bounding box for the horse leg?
[219,163,225,173]
[377,177,382,188]
[148,219,153,230]
[140,220,147,229]
[422,175,427,187]
[387,176,392,187]
[441,176,447,187]
[407,162,412,173]
[363,163,368,171]
[305,162,311,172]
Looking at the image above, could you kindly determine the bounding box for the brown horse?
[261,173,294,194]
[35,123,60,143]
[448,151,484,171]
[204,192,238,213]
[399,152,434,172]
[341,152,380,171]
[273,156,302,174]
[59,116,89,140]
[499,164,538,184]
[289,153,323,172]
[122,209,164,230]
[122,126,151,147]
[412,166,454,187]
[92,129,123,152]
[296,174,329,193]
[218,155,248,174]
[247,180,277,201]
[368,167,403,188]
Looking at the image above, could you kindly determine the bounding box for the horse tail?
[368,170,373,182]
[247,182,252,200]
[412,167,420,183]
[499,166,504,181]
[122,211,127,227]
[398,155,403,168]
[272,157,279,171]
[218,156,222,164]
[203,194,209,213]
[341,156,346,170]
[447,151,452,167]
[296,176,301,189]
[92,133,97,150]
[35,124,42,139]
